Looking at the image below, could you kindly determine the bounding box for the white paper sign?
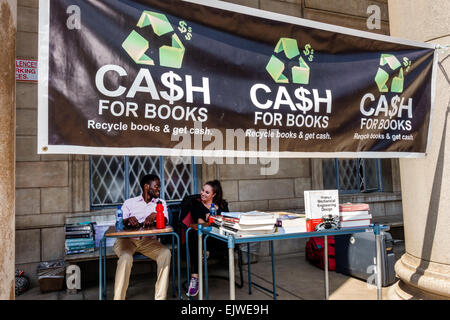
[304,190,339,219]
[16,58,38,82]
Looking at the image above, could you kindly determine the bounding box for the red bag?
[305,236,335,271]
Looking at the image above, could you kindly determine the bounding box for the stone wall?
[14,0,400,285]
[15,0,72,285]
[225,0,389,34]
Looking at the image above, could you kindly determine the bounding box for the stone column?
[387,1,450,299]
[0,0,16,300]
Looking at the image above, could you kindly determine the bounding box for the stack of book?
[65,222,95,255]
[217,211,276,237]
[94,222,116,248]
[339,203,372,228]
[275,213,306,233]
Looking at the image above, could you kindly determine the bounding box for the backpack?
[179,194,200,225]
[305,236,336,271]
[177,194,200,244]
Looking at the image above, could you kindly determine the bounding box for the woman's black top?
[190,196,229,223]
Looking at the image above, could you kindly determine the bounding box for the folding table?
[98,225,181,300]
[197,224,389,300]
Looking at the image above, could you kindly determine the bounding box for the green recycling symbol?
[374,54,405,93]
[122,11,185,69]
[266,38,311,85]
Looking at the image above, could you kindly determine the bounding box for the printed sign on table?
[304,190,339,231]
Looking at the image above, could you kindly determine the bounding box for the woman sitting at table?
[186,180,229,297]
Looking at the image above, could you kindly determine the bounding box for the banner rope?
[435,44,449,52]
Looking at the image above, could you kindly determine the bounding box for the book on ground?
[65,232,94,239]
[66,248,95,255]
[65,225,93,232]
[65,237,95,244]
[65,243,95,251]
[65,230,93,235]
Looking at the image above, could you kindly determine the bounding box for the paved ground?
[16,241,405,301]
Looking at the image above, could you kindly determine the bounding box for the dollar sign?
[161,71,184,105]
[403,57,409,67]
[178,21,187,33]
[294,87,313,114]
[403,57,411,72]
[389,95,400,118]
[303,44,311,56]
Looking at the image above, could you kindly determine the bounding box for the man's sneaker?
[187,277,199,297]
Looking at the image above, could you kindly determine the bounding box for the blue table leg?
[270,240,276,300]
[185,227,192,283]
[175,233,181,300]
[227,235,236,300]
[185,227,193,299]
[103,237,107,299]
[246,241,278,299]
[99,237,103,300]
[374,224,383,300]
[171,235,176,298]
[204,235,209,300]
[247,243,252,294]
[198,225,203,300]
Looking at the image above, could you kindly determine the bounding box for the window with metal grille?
[90,156,198,208]
[322,158,382,194]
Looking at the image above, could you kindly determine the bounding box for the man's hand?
[125,216,139,228]
[143,213,157,227]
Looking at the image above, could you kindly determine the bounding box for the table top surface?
[199,224,388,243]
[104,225,174,237]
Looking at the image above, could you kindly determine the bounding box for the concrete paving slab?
[16,241,404,301]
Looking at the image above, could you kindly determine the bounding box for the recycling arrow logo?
[374,53,410,93]
[122,11,185,69]
[265,38,311,85]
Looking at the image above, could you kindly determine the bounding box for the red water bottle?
[156,201,165,229]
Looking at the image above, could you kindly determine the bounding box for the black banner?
[38,0,436,157]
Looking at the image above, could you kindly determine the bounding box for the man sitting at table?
[113,174,171,300]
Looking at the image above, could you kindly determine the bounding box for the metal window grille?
[322,158,382,193]
[90,156,197,208]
